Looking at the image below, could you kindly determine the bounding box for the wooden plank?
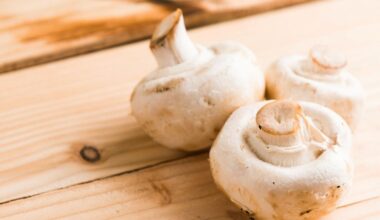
[0,0,379,206]
[0,155,225,220]
[0,0,313,73]
[0,75,188,203]
[0,154,379,219]
[322,196,380,220]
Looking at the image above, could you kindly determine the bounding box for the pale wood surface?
[0,0,311,73]
[0,0,379,218]
[1,154,379,219]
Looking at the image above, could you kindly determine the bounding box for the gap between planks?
[0,153,378,220]
[0,150,206,206]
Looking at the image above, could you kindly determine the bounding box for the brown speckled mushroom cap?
[265,45,364,130]
[210,100,353,220]
[131,9,265,151]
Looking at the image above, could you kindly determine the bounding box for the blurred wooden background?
[0,0,311,73]
[0,0,379,219]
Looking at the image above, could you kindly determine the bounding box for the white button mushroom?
[265,45,364,130]
[210,100,353,220]
[131,9,265,151]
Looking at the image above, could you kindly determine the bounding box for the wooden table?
[0,0,379,219]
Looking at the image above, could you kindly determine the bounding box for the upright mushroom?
[210,100,353,220]
[265,45,364,130]
[131,9,265,151]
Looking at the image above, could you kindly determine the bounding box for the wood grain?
[0,0,312,73]
[322,196,380,220]
[0,154,378,220]
[0,0,379,216]
[0,154,230,220]
[0,76,189,203]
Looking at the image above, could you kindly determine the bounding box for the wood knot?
[80,145,101,163]
[150,180,172,205]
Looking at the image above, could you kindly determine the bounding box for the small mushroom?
[265,45,364,130]
[131,9,265,151]
[210,100,353,220]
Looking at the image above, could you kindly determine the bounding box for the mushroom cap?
[209,100,353,220]
[265,46,364,130]
[131,42,265,151]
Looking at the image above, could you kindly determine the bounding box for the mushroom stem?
[308,45,347,74]
[252,101,320,167]
[150,9,199,68]
[256,101,304,147]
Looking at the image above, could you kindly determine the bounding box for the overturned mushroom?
[210,100,353,220]
[265,45,364,130]
[131,9,265,151]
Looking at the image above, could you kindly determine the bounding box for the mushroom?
[210,100,353,220]
[265,45,364,130]
[131,9,265,151]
